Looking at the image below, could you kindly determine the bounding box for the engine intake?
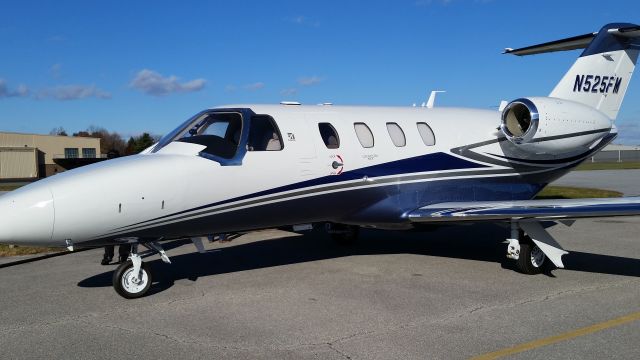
[501,98,539,143]
[499,97,612,154]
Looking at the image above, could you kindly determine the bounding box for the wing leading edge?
[407,197,640,223]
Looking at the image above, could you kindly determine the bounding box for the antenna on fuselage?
[425,90,446,108]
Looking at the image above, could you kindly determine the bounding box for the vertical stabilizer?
[506,23,640,120]
[549,23,639,120]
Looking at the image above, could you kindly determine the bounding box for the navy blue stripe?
[84,175,547,244]
[114,152,488,231]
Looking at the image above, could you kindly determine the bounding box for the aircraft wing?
[407,197,640,223]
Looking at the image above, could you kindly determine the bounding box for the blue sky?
[1,0,640,143]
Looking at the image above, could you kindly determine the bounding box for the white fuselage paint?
[0,104,615,247]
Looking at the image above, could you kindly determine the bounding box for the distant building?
[602,144,640,151]
[0,131,103,180]
[591,143,640,162]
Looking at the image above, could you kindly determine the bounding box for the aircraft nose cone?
[0,186,55,246]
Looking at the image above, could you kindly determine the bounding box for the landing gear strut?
[326,223,359,244]
[506,221,567,275]
[112,241,171,299]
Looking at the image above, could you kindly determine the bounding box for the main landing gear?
[506,221,569,275]
[325,223,359,245]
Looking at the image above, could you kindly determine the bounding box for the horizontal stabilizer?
[407,197,640,222]
[505,25,640,56]
[608,25,640,38]
[504,33,596,56]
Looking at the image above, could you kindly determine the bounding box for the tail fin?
[506,23,640,120]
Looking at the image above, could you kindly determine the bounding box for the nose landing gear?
[113,252,152,299]
[112,241,171,299]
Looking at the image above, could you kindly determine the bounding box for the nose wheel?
[113,255,153,299]
[112,242,168,299]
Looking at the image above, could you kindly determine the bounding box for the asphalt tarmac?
[552,169,640,196]
[1,170,639,359]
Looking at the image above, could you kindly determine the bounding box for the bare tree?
[49,127,68,136]
[73,126,127,156]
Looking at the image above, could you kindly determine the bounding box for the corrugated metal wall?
[0,148,38,179]
[0,133,35,148]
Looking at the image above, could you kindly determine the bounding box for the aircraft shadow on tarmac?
[78,223,640,295]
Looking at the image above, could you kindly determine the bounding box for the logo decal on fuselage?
[330,154,344,175]
[573,75,622,94]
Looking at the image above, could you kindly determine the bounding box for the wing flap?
[407,197,640,222]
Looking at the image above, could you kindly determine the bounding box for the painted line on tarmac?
[470,310,640,360]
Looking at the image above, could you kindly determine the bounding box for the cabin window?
[177,112,243,159]
[386,123,406,147]
[318,123,340,149]
[417,122,436,146]
[248,115,283,151]
[354,123,374,148]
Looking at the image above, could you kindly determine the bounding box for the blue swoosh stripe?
[113,152,488,231]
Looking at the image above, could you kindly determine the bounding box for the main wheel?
[113,260,152,299]
[516,236,547,275]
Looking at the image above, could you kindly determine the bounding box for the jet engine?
[500,97,613,153]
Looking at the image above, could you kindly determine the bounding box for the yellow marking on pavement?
[470,311,640,360]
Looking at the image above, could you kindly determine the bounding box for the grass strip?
[536,186,623,199]
[575,161,640,171]
[0,244,62,257]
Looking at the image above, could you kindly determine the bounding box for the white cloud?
[226,82,265,92]
[0,79,30,98]
[280,88,298,96]
[130,69,206,96]
[297,76,324,86]
[50,63,62,79]
[37,84,111,101]
[288,15,320,27]
[14,84,29,97]
[244,82,265,91]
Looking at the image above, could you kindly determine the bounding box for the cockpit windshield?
[152,111,243,160]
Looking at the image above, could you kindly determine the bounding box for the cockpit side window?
[247,115,283,151]
[177,112,242,159]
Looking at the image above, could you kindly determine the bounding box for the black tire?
[330,225,359,245]
[516,236,546,275]
[112,260,153,299]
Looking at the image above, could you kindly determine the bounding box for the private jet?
[2,23,640,298]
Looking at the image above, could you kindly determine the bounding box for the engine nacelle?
[500,97,613,153]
